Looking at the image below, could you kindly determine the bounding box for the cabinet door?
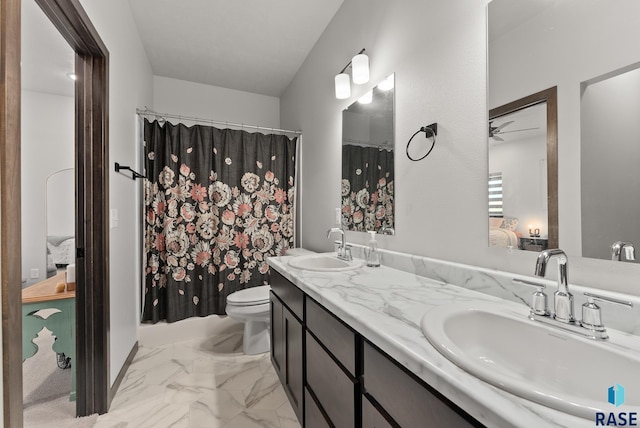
[270,292,285,384]
[363,342,480,427]
[362,395,396,428]
[284,307,304,422]
[305,388,331,428]
[306,332,356,428]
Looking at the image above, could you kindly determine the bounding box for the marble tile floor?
[94,327,300,428]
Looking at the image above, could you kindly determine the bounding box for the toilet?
[226,285,271,355]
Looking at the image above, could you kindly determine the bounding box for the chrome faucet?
[535,249,574,323]
[381,226,395,236]
[611,241,636,261]
[513,247,634,340]
[327,227,352,261]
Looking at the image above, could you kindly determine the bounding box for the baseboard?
[108,341,138,407]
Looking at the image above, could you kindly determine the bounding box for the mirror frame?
[489,86,559,249]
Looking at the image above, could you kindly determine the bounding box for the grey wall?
[153,76,281,129]
[80,0,154,385]
[281,0,640,296]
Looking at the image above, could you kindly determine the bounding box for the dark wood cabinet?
[283,306,304,419]
[270,293,284,380]
[306,332,357,427]
[362,341,482,428]
[362,395,396,428]
[270,272,304,423]
[304,388,331,428]
[270,269,482,428]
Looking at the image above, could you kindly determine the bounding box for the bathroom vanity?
[268,250,640,427]
[270,268,477,427]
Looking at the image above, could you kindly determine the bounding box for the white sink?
[287,254,364,272]
[421,301,640,419]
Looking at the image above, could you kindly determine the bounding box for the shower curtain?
[143,119,297,323]
[341,144,394,232]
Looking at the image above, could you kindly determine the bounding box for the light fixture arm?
[339,48,366,74]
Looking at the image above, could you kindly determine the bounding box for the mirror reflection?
[46,168,75,276]
[489,102,548,251]
[341,73,395,233]
[581,66,640,262]
[488,0,640,260]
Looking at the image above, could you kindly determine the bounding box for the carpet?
[23,328,98,427]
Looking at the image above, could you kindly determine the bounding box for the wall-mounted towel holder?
[115,162,145,180]
[406,123,438,162]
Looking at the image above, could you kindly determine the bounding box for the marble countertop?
[268,253,610,428]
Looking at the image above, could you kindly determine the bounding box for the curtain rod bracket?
[115,162,145,180]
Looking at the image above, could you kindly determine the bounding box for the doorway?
[1,0,110,424]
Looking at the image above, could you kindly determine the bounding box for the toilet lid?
[227,285,270,306]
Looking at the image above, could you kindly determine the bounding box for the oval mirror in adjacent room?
[46,168,75,276]
[341,73,395,234]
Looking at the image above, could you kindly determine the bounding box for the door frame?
[1,0,110,424]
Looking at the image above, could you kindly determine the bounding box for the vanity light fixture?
[358,90,373,104]
[334,48,369,99]
[335,73,351,99]
[66,73,77,80]
[352,52,370,84]
[377,74,394,91]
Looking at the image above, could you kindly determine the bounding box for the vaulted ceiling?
[127,0,344,97]
[22,0,344,98]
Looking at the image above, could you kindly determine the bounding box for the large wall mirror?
[341,73,395,233]
[488,0,640,261]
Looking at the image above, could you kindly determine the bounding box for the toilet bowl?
[226,285,271,355]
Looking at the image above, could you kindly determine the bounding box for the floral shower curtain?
[143,119,297,323]
[341,144,394,232]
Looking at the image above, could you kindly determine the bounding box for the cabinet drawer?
[270,269,304,320]
[306,332,356,428]
[363,342,480,428]
[305,387,331,428]
[363,395,396,428]
[306,297,356,376]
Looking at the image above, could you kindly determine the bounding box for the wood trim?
[34,0,106,55]
[109,342,138,403]
[74,48,110,416]
[0,0,24,425]
[489,86,559,249]
[1,0,110,421]
[36,0,110,415]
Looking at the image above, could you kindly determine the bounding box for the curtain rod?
[136,108,302,136]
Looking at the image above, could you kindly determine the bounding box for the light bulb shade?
[358,90,373,104]
[335,73,351,99]
[352,53,370,84]
[377,74,394,91]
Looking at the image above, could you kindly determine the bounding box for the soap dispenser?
[365,231,381,267]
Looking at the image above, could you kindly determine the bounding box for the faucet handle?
[343,245,352,261]
[512,278,549,316]
[581,292,633,333]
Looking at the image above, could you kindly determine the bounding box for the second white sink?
[287,254,364,272]
[421,301,640,419]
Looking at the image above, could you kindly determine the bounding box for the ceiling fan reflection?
[489,120,540,141]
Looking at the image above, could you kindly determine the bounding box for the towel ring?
[406,123,438,162]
